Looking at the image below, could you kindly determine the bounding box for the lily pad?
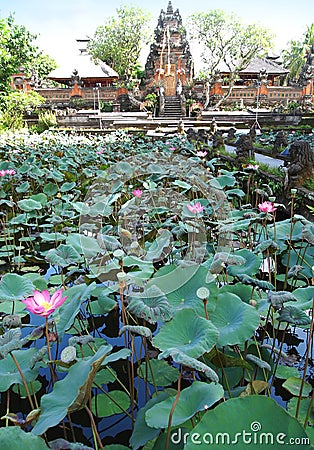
[209,292,260,347]
[184,396,312,449]
[91,390,130,417]
[137,359,179,387]
[145,381,224,429]
[282,377,312,397]
[153,308,219,358]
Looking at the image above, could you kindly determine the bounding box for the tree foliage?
[87,6,152,81]
[0,14,38,92]
[0,14,57,93]
[282,23,314,81]
[0,91,45,130]
[187,9,274,106]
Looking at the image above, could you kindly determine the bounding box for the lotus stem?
[165,367,182,450]
[296,298,314,420]
[10,352,35,410]
[85,404,103,450]
[269,322,289,391]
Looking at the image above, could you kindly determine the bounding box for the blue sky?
[0,0,313,72]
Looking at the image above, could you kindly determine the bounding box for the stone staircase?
[161,96,183,118]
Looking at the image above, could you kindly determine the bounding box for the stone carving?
[235,134,254,160]
[272,130,288,155]
[212,130,225,150]
[284,140,314,188]
[227,127,237,143]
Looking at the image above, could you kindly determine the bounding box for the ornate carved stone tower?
[144,1,194,96]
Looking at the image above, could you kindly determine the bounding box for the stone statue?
[284,140,314,188]
[212,130,225,150]
[235,134,254,160]
[227,127,237,143]
[272,130,288,156]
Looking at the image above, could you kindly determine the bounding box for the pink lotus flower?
[243,164,259,170]
[187,202,204,214]
[258,201,277,213]
[133,189,143,197]
[0,169,16,177]
[169,146,176,151]
[22,289,67,317]
[197,151,208,157]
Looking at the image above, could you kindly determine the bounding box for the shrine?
[143,1,194,116]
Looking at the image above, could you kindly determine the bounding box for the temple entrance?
[164,64,177,96]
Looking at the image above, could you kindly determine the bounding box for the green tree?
[0,90,45,130]
[0,14,57,92]
[282,24,314,82]
[187,10,274,107]
[0,14,38,92]
[87,6,152,82]
[29,53,58,85]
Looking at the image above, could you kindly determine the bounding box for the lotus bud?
[250,299,257,307]
[196,287,210,300]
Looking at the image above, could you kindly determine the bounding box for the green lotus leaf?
[278,306,311,326]
[184,396,312,450]
[66,233,104,259]
[12,379,42,398]
[205,347,252,370]
[17,198,43,211]
[227,249,263,276]
[43,182,58,197]
[220,283,258,304]
[16,181,30,193]
[153,308,219,358]
[148,264,218,316]
[281,245,314,278]
[210,173,236,188]
[245,344,274,381]
[287,286,314,311]
[40,232,66,242]
[119,325,152,340]
[91,390,130,417]
[60,181,76,192]
[46,244,82,267]
[127,285,173,324]
[302,223,314,245]
[130,391,170,450]
[0,427,49,450]
[32,345,112,435]
[270,218,303,242]
[0,348,39,392]
[246,354,272,371]
[226,188,246,198]
[0,273,34,302]
[47,439,94,449]
[256,239,280,253]
[268,291,297,309]
[145,381,224,429]
[210,292,260,347]
[237,274,274,290]
[30,193,48,206]
[137,359,179,387]
[282,376,312,397]
[275,365,300,380]
[145,229,173,262]
[56,282,96,339]
[287,397,314,427]
[161,350,219,382]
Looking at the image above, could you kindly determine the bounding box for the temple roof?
[48,54,118,80]
[240,57,289,75]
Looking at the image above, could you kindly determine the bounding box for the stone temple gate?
[144,1,194,116]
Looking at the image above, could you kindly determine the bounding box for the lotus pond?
[0,129,314,449]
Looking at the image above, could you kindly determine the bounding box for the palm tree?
[282,24,314,82]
